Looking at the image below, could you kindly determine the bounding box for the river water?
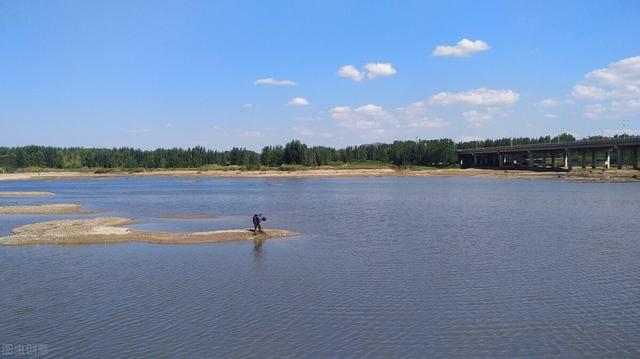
[1,176,639,357]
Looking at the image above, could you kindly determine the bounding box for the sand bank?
[0,204,95,215]
[0,217,299,245]
[0,191,55,197]
[0,168,639,182]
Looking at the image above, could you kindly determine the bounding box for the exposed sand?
[0,168,639,182]
[0,191,55,197]
[0,217,299,245]
[0,204,95,215]
[156,214,219,220]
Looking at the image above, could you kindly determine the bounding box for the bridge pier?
[542,153,547,168]
[581,151,586,169]
[565,149,573,170]
[591,151,597,169]
[633,148,639,170]
[606,149,611,169]
[551,151,556,168]
[616,146,624,169]
[498,152,503,168]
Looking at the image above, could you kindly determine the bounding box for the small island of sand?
[0,191,55,197]
[0,217,299,245]
[0,204,95,215]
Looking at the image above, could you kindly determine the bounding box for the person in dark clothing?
[252,213,266,232]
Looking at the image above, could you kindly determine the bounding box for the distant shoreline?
[0,168,639,183]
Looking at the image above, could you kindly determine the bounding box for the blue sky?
[1,0,640,150]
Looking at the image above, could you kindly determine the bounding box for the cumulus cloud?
[395,101,449,129]
[572,85,612,100]
[433,38,490,57]
[288,97,310,106]
[584,104,607,118]
[337,62,396,81]
[338,65,364,81]
[539,99,560,106]
[242,103,253,109]
[462,107,501,128]
[585,56,640,88]
[573,56,640,100]
[572,56,640,117]
[364,63,397,79]
[254,77,296,86]
[330,104,391,129]
[429,87,519,106]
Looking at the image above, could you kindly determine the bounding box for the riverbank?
[0,217,299,245]
[1,167,639,182]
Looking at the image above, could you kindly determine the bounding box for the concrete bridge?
[457,138,640,170]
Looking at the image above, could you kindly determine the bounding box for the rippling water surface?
[1,176,639,357]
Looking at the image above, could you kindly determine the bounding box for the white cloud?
[584,104,607,118]
[433,38,490,57]
[164,123,174,128]
[242,103,253,109]
[572,85,612,100]
[364,62,397,79]
[395,101,449,129]
[573,56,640,100]
[540,99,560,106]
[254,77,296,86]
[395,101,427,116]
[429,87,519,106]
[337,63,396,81]
[544,113,557,119]
[354,103,388,116]
[330,104,391,129]
[571,56,640,117]
[585,56,640,88]
[462,107,501,128]
[288,97,310,106]
[127,128,151,134]
[338,65,364,81]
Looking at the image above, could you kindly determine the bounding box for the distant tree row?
[260,139,457,167]
[1,134,637,170]
[0,146,260,170]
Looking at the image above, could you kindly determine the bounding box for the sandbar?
[0,191,55,197]
[0,217,299,245]
[1,168,639,182]
[0,204,95,215]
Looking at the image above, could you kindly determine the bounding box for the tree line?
[0,139,457,170]
[1,134,636,170]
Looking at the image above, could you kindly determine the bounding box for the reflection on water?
[1,176,640,357]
